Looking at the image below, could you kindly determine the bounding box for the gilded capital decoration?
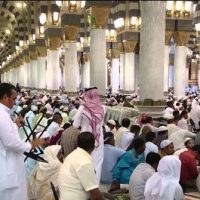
[165,31,173,45]
[87,6,111,29]
[107,48,120,59]
[64,25,80,42]
[173,31,191,46]
[48,37,61,50]
[24,54,30,63]
[29,50,37,60]
[37,46,47,57]
[118,40,138,53]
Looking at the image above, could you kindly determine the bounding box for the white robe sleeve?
[73,105,84,129]
[0,116,31,153]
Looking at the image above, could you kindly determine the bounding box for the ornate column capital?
[29,45,37,60]
[165,31,173,45]
[87,6,111,29]
[64,25,80,42]
[118,40,138,53]
[107,48,120,59]
[46,28,62,50]
[173,31,191,46]
[36,38,47,57]
[48,37,61,50]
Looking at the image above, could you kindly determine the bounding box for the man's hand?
[14,115,24,128]
[31,138,44,149]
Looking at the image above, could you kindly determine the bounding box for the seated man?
[174,137,194,157]
[159,139,175,158]
[144,132,159,158]
[179,145,200,192]
[100,132,125,192]
[110,138,145,189]
[58,132,104,200]
[129,152,161,200]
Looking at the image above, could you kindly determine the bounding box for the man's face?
[3,89,17,109]
[164,143,175,155]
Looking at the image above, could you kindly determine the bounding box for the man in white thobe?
[0,83,38,200]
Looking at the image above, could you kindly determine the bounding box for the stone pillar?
[81,54,90,88]
[88,6,111,95]
[110,48,120,93]
[24,50,31,87]
[22,62,28,87]
[46,36,61,91]
[63,25,80,92]
[174,31,190,97]
[119,53,125,90]
[134,53,139,91]
[123,40,137,92]
[164,31,173,93]
[168,64,174,88]
[164,45,169,92]
[37,45,47,89]
[139,1,165,100]
[29,48,38,88]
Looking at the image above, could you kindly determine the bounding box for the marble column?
[134,54,139,91]
[90,29,107,94]
[111,58,120,93]
[139,1,165,100]
[30,60,37,88]
[89,6,110,95]
[174,46,188,97]
[37,57,47,89]
[46,49,61,91]
[64,42,79,92]
[124,53,135,91]
[81,57,90,88]
[119,53,125,90]
[168,64,174,88]
[27,62,31,88]
[164,45,169,92]
[22,63,28,87]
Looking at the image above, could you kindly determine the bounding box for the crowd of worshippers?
[5,86,200,200]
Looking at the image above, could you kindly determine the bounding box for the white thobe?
[190,104,200,129]
[168,129,196,150]
[0,103,31,200]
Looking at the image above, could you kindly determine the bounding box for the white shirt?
[163,107,174,118]
[0,103,31,200]
[177,118,188,131]
[115,127,130,148]
[59,148,98,200]
[190,103,200,129]
[129,163,155,200]
[121,131,135,150]
[144,142,159,158]
[167,124,180,137]
[168,129,196,150]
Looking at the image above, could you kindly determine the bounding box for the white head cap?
[31,105,38,112]
[160,139,172,149]
[107,119,116,126]
[158,126,168,132]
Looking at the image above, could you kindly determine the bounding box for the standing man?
[0,83,39,200]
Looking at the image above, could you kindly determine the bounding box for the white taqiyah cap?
[158,126,168,132]
[160,139,172,149]
[107,119,116,126]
